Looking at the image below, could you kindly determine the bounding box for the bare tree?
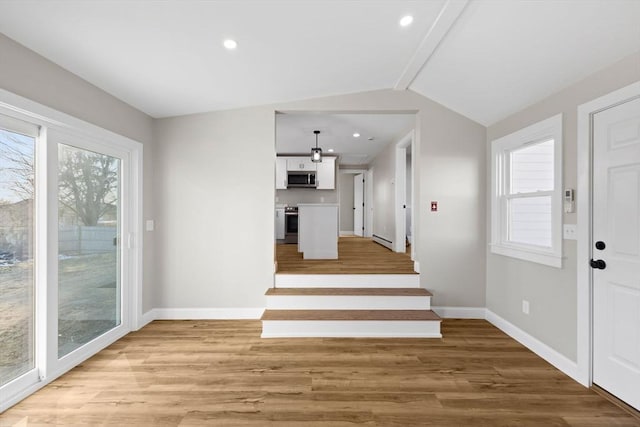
[1,131,118,226]
[0,132,34,201]
[58,146,118,226]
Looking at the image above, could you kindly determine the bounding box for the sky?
[0,128,35,203]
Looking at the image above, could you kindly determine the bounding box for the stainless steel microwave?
[287,171,317,188]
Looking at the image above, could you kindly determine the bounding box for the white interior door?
[353,174,364,237]
[592,96,640,411]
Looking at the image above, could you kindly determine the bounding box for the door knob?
[595,241,606,250]
[590,259,606,270]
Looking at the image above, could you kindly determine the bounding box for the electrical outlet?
[522,300,530,315]
[563,224,577,240]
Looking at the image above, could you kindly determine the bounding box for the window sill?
[490,243,562,268]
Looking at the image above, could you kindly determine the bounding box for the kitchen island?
[297,203,338,259]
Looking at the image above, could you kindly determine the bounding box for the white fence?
[59,226,117,255]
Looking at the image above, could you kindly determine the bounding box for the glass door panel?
[0,126,36,387]
[57,144,121,358]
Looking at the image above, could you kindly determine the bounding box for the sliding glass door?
[0,94,142,411]
[0,120,37,388]
[57,144,122,358]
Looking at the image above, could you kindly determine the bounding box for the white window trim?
[490,113,563,268]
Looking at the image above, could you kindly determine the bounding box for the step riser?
[266,295,431,310]
[275,274,420,288]
[261,320,442,338]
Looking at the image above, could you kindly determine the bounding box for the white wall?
[486,52,640,361]
[154,89,487,309]
[153,107,275,309]
[406,151,412,241]
[370,139,395,243]
[0,34,157,313]
[276,189,337,205]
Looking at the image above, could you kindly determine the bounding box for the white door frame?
[353,172,364,237]
[340,168,369,237]
[394,130,414,256]
[365,168,373,238]
[576,81,640,387]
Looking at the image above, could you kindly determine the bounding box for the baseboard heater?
[372,234,393,250]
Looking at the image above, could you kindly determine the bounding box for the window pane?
[510,139,554,193]
[58,144,121,358]
[509,196,552,247]
[0,127,35,386]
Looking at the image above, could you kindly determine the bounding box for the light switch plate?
[563,224,577,240]
[146,220,155,232]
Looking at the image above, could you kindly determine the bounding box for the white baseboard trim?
[485,310,581,383]
[339,231,355,236]
[432,306,487,319]
[153,307,264,320]
[138,309,157,329]
[372,234,393,250]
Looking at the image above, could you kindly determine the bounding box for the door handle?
[590,259,606,270]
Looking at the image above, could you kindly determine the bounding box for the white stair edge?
[275,274,420,288]
[266,295,431,310]
[261,320,441,338]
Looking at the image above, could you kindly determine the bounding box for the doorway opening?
[394,130,415,260]
[274,111,416,274]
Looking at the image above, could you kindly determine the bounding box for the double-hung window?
[490,114,563,267]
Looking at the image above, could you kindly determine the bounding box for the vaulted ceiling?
[0,0,638,126]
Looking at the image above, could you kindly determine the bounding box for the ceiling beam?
[394,0,469,90]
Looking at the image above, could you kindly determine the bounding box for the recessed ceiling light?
[353,133,360,138]
[368,137,375,141]
[223,39,238,50]
[328,148,334,153]
[399,15,413,27]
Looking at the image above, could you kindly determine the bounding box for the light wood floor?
[276,237,416,274]
[2,320,638,426]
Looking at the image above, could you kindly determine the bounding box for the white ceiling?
[276,113,415,165]
[0,0,445,118]
[0,0,638,125]
[410,0,640,125]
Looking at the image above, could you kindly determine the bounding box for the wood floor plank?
[1,319,637,426]
[276,237,417,274]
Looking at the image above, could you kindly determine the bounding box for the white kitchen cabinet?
[316,157,336,190]
[275,208,285,240]
[275,157,287,189]
[287,157,316,172]
[298,204,338,259]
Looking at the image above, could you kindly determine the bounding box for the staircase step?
[266,288,431,296]
[275,274,420,288]
[265,287,432,310]
[262,309,440,321]
[261,309,441,338]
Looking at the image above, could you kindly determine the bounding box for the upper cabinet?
[316,157,336,190]
[275,157,287,190]
[287,157,317,171]
[276,155,336,190]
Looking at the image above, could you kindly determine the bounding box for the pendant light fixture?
[311,130,323,163]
